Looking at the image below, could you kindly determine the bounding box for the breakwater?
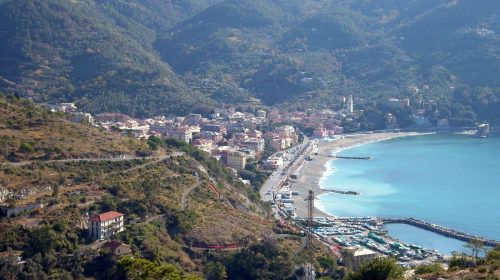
[324,189,360,195]
[381,217,499,247]
[334,156,371,160]
[319,154,371,160]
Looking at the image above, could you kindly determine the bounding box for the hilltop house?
[88,211,125,240]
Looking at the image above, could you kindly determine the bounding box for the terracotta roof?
[90,211,124,222]
[104,241,128,250]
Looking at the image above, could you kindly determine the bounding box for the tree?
[99,194,118,212]
[206,262,227,280]
[118,256,182,280]
[147,136,164,151]
[464,239,485,260]
[344,258,404,280]
[486,245,500,261]
[317,255,336,277]
[25,227,58,257]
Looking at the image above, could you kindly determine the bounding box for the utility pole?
[304,189,315,280]
[305,189,315,249]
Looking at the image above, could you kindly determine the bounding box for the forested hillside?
[0,0,498,120]
[0,97,317,279]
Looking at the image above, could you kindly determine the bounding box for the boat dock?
[381,217,499,247]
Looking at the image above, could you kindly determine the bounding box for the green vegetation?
[0,99,273,279]
[225,238,295,279]
[0,1,498,123]
[344,258,404,280]
[415,263,444,275]
[0,94,151,161]
[317,255,337,278]
[117,256,201,280]
[464,238,486,260]
[420,246,500,279]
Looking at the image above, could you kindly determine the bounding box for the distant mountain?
[0,0,217,116]
[0,0,498,117]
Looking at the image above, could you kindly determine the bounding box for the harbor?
[382,218,499,247]
[295,216,444,266]
[267,132,500,266]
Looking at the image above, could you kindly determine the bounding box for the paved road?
[1,152,185,167]
[260,137,315,203]
[181,174,201,210]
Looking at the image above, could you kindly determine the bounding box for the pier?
[381,217,499,247]
[323,189,360,196]
[318,154,371,160]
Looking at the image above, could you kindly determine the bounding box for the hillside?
[0,94,150,162]
[0,0,213,116]
[0,97,322,279]
[0,0,499,121]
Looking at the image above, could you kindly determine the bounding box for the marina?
[295,216,443,265]
[272,182,479,264]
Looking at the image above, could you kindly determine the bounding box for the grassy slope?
[0,97,274,276]
[0,96,149,161]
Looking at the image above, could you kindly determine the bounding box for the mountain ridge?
[0,0,498,119]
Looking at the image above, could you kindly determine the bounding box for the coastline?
[292,132,429,218]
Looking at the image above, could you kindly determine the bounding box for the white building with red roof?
[88,211,125,240]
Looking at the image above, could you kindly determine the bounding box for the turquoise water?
[384,223,466,255]
[318,134,500,243]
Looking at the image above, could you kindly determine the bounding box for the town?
[38,99,497,270]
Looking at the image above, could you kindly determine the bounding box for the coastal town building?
[71,112,94,124]
[313,126,328,138]
[264,155,284,169]
[270,136,286,151]
[168,126,193,143]
[193,139,215,153]
[225,150,247,170]
[347,95,354,113]
[46,102,77,113]
[342,246,378,269]
[88,211,125,240]
[103,241,132,257]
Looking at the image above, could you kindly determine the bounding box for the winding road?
[2,152,185,167]
[181,173,201,210]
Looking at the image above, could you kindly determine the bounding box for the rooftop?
[90,211,124,222]
[353,247,377,257]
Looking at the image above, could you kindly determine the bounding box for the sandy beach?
[291,132,428,218]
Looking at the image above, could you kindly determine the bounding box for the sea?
[317,134,500,255]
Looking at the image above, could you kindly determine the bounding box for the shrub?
[19,142,35,153]
[449,255,475,268]
[415,263,444,275]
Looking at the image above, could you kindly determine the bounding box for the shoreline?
[292,132,430,218]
